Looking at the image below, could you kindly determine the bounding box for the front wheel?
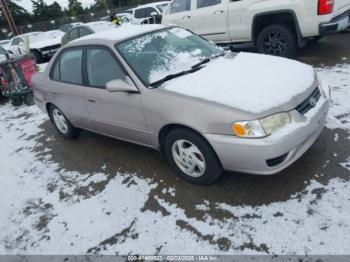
[164,128,223,185]
[49,105,79,139]
[256,24,297,58]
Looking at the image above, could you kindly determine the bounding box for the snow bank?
[164,52,315,113]
[317,64,350,131]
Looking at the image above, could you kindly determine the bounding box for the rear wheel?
[164,128,223,185]
[257,24,297,58]
[49,105,79,139]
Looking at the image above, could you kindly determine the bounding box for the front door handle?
[213,10,224,14]
[87,99,96,103]
[182,15,191,19]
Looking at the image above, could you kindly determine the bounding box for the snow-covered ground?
[0,62,349,255]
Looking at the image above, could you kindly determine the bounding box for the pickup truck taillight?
[318,0,334,15]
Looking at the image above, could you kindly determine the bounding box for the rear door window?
[79,28,91,37]
[52,49,83,85]
[170,0,191,13]
[69,28,79,40]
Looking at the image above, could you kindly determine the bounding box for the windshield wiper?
[149,71,187,87]
[191,57,211,69]
[149,53,225,87]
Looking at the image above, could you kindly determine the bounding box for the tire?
[31,50,43,63]
[11,96,23,106]
[23,94,34,106]
[48,104,79,139]
[164,128,223,185]
[257,24,297,58]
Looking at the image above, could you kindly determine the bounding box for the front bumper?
[319,10,350,35]
[205,98,329,175]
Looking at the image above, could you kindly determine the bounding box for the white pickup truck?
[162,0,350,57]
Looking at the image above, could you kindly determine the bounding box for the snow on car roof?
[85,21,117,33]
[135,1,169,8]
[72,24,165,44]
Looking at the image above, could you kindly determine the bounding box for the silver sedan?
[32,25,329,185]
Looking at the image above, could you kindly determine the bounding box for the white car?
[125,1,169,24]
[162,0,350,58]
[8,31,62,62]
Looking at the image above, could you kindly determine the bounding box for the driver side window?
[86,48,126,88]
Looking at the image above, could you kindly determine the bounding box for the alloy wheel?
[171,139,206,177]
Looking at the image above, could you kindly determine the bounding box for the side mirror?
[105,79,139,93]
[150,11,158,16]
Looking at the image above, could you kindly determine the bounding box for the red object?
[318,0,334,15]
[17,59,37,87]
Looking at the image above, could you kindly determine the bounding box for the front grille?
[41,44,60,52]
[266,153,289,167]
[295,87,321,115]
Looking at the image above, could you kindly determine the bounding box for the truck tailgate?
[333,0,350,14]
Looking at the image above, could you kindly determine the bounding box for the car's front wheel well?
[46,102,52,113]
[158,124,217,158]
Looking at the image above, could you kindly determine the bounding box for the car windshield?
[116,27,224,86]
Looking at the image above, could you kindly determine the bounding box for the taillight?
[318,0,334,15]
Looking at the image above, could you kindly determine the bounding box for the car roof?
[135,1,169,9]
[68,24,166,46]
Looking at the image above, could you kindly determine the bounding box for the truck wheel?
[49,105,79,139]
[257,24,297,58]
[31,50,43,63]
[164,128,223,185]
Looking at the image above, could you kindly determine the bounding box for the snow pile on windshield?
[164,52,315,113]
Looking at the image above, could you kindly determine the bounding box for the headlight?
[232,112,291,138]
[260,112,291,135]
[232,120,267,138]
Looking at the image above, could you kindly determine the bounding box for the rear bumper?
[319,10,350,35]
[205,98,329,175]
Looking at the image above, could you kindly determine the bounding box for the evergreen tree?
[68,0,84,17]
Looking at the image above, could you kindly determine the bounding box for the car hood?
[30,38,61,49]
[163,52,315,114]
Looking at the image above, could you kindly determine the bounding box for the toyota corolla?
[32,25,330,185]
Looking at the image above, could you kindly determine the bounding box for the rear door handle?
[182,15,191,19]
[51,91,57,95]
[87,99,96,103]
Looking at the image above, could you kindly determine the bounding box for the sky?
[20,0,96,13]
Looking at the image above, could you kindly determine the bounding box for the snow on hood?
[30,38,61,49]
[163,52,315,114]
